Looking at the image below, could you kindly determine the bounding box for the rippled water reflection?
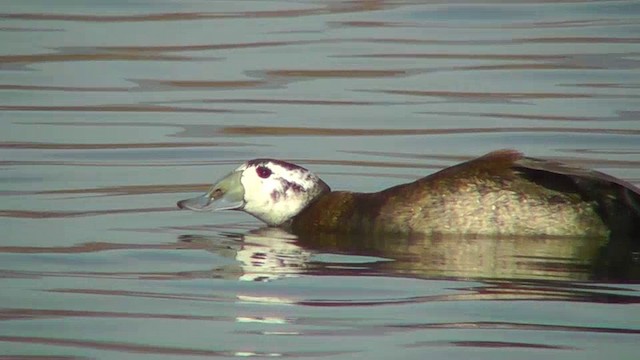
[1,0,640,359]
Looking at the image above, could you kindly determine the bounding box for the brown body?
[288,150,640,238]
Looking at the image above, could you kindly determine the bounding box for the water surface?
[1,1,640,359]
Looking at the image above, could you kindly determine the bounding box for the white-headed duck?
[178,150,640,238]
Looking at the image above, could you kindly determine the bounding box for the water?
[1,1,640,359]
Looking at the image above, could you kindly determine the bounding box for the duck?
[177,149,640,238]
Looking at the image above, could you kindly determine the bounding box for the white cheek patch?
[239,163,317,226]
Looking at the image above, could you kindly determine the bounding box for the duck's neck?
[286,191,392,234]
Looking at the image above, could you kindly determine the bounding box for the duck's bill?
[177,193,243,211]
[177,170,245,212]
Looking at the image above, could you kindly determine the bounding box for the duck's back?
[290,150,640,238]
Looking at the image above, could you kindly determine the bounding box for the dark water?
[1,1,640,359]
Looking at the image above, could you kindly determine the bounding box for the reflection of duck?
[178,149,639,238]
[179,228,310,282]
[235,228,310,282]
[296,231,610,281]
[181,228,638,281]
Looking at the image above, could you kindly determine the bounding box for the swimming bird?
[177,150,640,238]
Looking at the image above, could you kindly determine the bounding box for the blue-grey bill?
[177,170,245,212]
[177,193,243,211]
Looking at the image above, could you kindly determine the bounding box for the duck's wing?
[514,153,640,210]
[442,149,640,204]
[512,151,640,239]
[515,154,640,198]
[417,149,639,237]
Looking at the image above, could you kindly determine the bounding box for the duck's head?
[177,159,330,226]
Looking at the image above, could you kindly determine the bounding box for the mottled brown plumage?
[178,149,640,239]
[287,150,639,238]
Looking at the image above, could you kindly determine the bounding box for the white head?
[177,159,330,226]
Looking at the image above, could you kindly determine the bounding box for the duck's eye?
[256,166,272,179]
